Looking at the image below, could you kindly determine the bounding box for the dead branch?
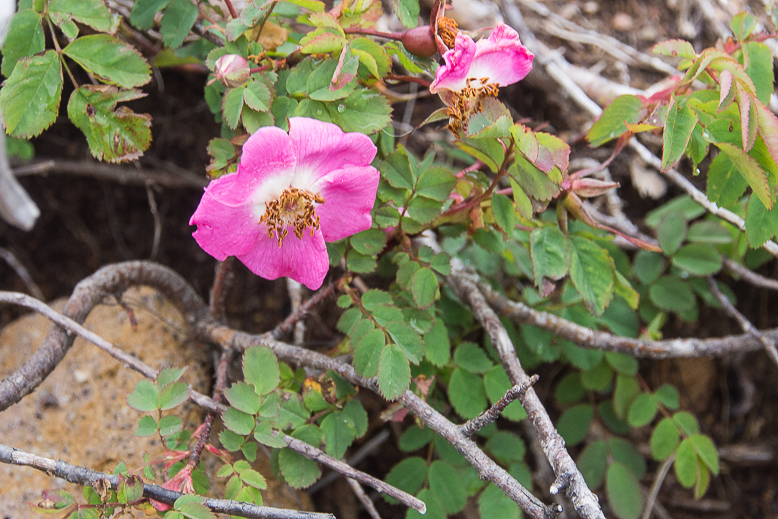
[0,443,331,519]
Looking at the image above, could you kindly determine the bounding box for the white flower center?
[259,187,325,246]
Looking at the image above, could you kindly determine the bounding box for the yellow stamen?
[437,17,459,49]
[447,78,500,134]
[259,187,325,247]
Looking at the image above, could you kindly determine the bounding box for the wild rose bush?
[3,2,778,519]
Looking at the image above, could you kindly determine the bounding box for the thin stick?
[145,185,161,261]
[0,444,332,519]
[460,375,539,436]
[309,429,392,493]
[210,258,236,323]
[346,479,382,519]
[0,247,44,300]
[707,278,778,369]
[272,282,336,339]
[641,454,675,519]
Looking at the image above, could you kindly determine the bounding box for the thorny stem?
[460,375,539,436]
[223,0,238,19]
[386,74,433,87]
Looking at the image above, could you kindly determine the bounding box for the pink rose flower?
[429,24,534,133]
[190,117,379,290]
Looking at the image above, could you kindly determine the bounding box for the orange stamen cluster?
[260,187,325,247]
[437,17,459,49]
[447,77,500,134]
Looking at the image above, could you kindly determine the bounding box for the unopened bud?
[401,25,437,58]
[570,177,619,198]
[213,54,250,87]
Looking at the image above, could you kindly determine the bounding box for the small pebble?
[612,12,634,31]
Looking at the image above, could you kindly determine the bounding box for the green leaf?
[320,411,356,459]
[416,167,456,202]
[243,346,280,395]
[135,415,158,437]
[706,149,747,207]
[392,0,419,28]
[399,426,433,452]
[159,415,184,436]
[581,361,613,392]
[745,42,774,104]
[491,193,516,234]
[411,268,439,309]
[509,156,561,201]
[278,447,321,489]
[222,407,255,436]
[386,321,424,364]
[453,342,493,374]
[578,440,607,489]
[424,319,451,367]
[650,277,696,312]
[686,221,732,244]
[587,95,645,146]
[384,457,427,503]
[657,211,687,254]
[222,86,245,130]
[662,95,698,169]
[0,50,62,138]
[557,404,594,446]
[478,483,519,519]
[448,368,487,419]
[350,228,387,256]
[130,0,171,30]
[613,375,640,419]
[254,423,287,448]
[342,399,368,438]
[346,250,377,273]
[160,0,199,49]
[361,289,393,311]
[645,195,706,228]
[224,382,262,415]
[673,411,700,435]
[126,379,159,411]
[715,141,773,209]
[240,469,268,490]
[428,461,466,514]
[378,343,411,400]
[651,418,680,460]
[67,86,151,162]
[555,373,586,405]
[530,226,570,286]
[655,384,680,410]
[606,463,643,519]
[353,328,384,377]
[745,195,778,247]
[569,236,615,316]
[689,434,719,474]
[63,35,151,88]
[430,252,451,275]
[1,9,45,77]
[159,381,189,410]
[674,438,697,487]
[627,392,659,427]
[177,501,217,519]
[671,243,722,276]
[49,0,117,34]
[410,489,446,519]
[605,351,638,376]
[328,87,391,134]
[244,79,272,112]
[485,431,526,463]
[652,39,696,59]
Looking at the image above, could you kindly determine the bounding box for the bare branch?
[0,443,332,519]
[479,282,765,358]
[446,261,603,519]
[641,455,675,519]
[0,247,44,300]
[346,479,382,519]
[707,278,778,369]
[272,281,336,339]
[460,375,539,436]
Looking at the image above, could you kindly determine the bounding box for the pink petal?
[238,228,329,290]
[190,174,263,260]
[468,24,534,87]
[237,124,297,191]
[314,165,380,242]
[429,32,476,94]
[287,117,377,189]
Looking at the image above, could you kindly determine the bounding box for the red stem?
[224,0,239,19]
